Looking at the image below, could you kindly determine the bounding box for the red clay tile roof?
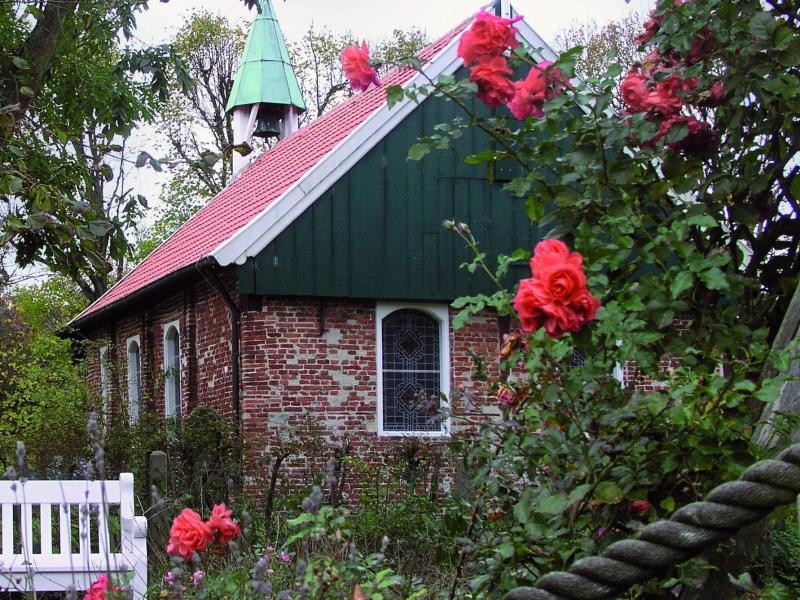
[72,18,470,325]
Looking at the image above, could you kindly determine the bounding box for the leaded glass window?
[380,309,443,432]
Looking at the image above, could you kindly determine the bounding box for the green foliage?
[0,309,90,476]
[0,0,181,299]
[398,0,800,596]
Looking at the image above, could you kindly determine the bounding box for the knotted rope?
[504,443,800,600]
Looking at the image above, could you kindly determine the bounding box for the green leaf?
[594,481,623,505]
[7,177,23,194]
[12,57,28,70]
[386,85,404,109]
[660,496,676,512]
[568,484,592,504]
[699,267,729,290]
[536,493,569,515]
[407,142,431,161]
[749,12,777,42]
[19,86,34,98]
[670,271,694,299]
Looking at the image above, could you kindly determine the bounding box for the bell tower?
[226,0,306,175]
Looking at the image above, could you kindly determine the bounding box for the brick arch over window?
[376,304,450,436]
[163,322,181,419]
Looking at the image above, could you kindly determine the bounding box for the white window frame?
[99,345,110,416]
[162,320,181,419]
[126,335,141,424]
[375,303,451,437]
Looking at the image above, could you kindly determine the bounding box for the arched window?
[376,305,450,436]
[127,336,141,424]
[163,323,181,419]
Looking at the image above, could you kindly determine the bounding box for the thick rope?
[503,443,800,600]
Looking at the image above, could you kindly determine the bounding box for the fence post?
[149,451,169,577]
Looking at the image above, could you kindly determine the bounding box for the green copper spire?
[226,0,305,113]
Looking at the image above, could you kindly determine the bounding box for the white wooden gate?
[0,472,147,598]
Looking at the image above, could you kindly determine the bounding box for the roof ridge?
[71,14,476,327]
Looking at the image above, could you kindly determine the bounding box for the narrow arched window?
[127,337,141,424]
[163,323,181,419]
[377,305,450,435]
[99,345,110,415]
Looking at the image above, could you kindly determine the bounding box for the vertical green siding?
[239,92,546,301]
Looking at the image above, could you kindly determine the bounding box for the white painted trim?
[126,336,141,425]
[162,320,181,419]
[375,303,451,438]
[211,6,557,268]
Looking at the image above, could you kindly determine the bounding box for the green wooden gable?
[236,92,546,301]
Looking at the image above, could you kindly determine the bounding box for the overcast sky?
[126,0,652,221]
[135,0,652,52]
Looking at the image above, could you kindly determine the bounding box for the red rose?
[634,15,662,46]
[658,115,715,153]
[628,499,652,513]
[620,71,650,113]
[457,9,523,65]
[340,41,380,92]
[513,239,601,338]
[687,27,716,64]
[496,385,518,407]
[696,81,726,107]
[166,508,214,560]
[207,503,241,545]
[646,76,683,116]
[85,575,119,600]
[469,56,515,107]
[506,61,567,120]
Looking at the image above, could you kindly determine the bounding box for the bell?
[252,104,282,139]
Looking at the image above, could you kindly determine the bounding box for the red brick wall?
[84,281,504,501]
[239,298,501,500]
[83,271,238,424]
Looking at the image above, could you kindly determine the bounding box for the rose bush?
[380,0,799,595]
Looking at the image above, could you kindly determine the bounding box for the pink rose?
[340,41,380,92]
[506,61,567,120]
[166,508,213,560]
[469,56,515,107]
[457,9,523,65]
[620,71,650,113]
[207,503,241,545]
[646,76,683,116]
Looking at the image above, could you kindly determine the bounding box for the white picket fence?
[0,472,147,598]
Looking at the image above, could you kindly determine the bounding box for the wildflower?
[279,551,292,563]
[340,42,380,91]
[191,570,205,588]
[166,508,213,561]
[457,9,524,65]
[469,56,515,107]
[513,239,600,338]
[207,503,241,545]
